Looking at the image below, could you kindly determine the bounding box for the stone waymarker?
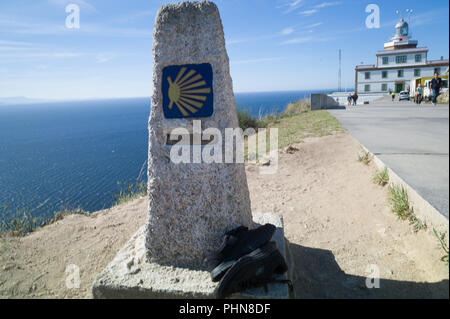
[146,0,253,268]
[92,1,291,298]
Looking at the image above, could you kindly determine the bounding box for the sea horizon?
[0,88,350,106]
[0,89,348,220]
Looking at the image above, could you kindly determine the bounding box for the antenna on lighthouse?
[338,49,342,92]
[406,8,413,33]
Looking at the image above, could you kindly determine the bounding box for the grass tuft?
[388,185,410,219]
[432,228,449,266]
[280,99,311,116]
[237,110,261,131]
[373,167,389,186]
[1,178,146,237]
[0,204,87,237]
[358,152,371,165]
[387,184,426,232]
[114,180,147,205]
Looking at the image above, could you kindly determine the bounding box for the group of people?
[346,92,358,106]
[414,72,444,105]
[391,73,444,105]
[344,73,444,107]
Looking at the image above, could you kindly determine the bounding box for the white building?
[355,19,449,94]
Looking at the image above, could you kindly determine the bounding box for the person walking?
[347,93,352,106]
[391,91,396,101]
[416,84,423,105]
[430,72,443,106]
[352,92,358,106]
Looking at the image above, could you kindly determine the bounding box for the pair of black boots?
[208,223,290,298]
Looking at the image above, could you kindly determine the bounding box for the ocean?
[0,90,332,219]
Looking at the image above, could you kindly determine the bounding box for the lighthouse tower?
[384,18,418,50]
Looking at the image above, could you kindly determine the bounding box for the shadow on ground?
[288,241,449,299]
[325,106,346,110]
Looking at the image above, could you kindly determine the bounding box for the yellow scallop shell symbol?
[167,67,211,117]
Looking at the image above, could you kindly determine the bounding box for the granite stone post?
[145,1,253,268]
[92,1,292,298]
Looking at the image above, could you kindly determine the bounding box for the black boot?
[210,223,276,282]
[206,225,249,269]
[214,241,288,299]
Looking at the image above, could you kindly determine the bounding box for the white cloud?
[328,9,445,39]
[0,46,35,52]
[96,53,115,63]
[281,27,294,35]
[314,2,341,9]
[47,0,95,12]
[279,0,304,14]
[303,22,323,29]
[226,38,249,45]
[299,9,318,16]
[0,13,153,38]
[282,36,328,45]
[0,51,84,61]
[278,1,340,15]
[226,27,295,45]
[115,10,155,24]
[0,40,32,46]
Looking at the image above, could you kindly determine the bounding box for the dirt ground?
[0,132,448,299]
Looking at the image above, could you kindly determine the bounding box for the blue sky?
[0,0,448,100]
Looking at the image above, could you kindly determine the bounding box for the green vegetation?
[237,110,260,131]
[269,109,343,149]
[373,167,389,186]
[357,152,371,165]
[0,178,146,237]
[280,99,311,116]
[0,204,87,237]
[385,182,447,265]
[387,184,426,233]
[239,98,343,151]
[388,185,410,219]
[114,180,147,205]
[433,228,449,266]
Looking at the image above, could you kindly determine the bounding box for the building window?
[434,67,441,75]
[364,84,370,92]
[365,72,371,79]
[398,70,404,77]
[382,57,389,65]
[414,69,421,77]
[381,83,388,91]
[382,71,388,78]
[415,54,422,62]
[396,55,407,64]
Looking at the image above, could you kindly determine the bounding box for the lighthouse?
[384,18,418,50]
[354,18,448,96]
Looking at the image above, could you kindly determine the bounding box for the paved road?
[328,101,449,219]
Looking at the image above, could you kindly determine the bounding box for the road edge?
[349,134,449,244]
